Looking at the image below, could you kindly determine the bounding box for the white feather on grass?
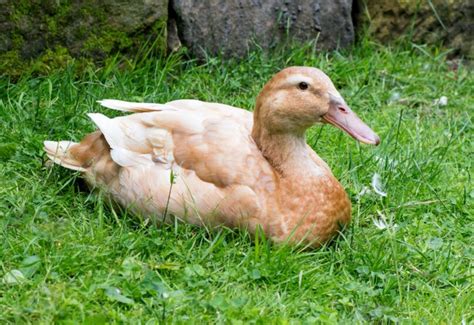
[371,173,387,197]
[373,211,398,231]
[434,96,448,106]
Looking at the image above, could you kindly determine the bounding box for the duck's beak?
[322,95,380,145]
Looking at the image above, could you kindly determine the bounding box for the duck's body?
[45,67,379,247]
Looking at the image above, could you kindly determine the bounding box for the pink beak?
[322,95,380,145]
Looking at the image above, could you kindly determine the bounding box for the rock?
[105,1,168,33]
[172,0,354,58]
[0,0,168,75]
[167,17,182,53]
[355,0,474,59]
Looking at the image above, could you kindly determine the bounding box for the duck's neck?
[252,127,325,179]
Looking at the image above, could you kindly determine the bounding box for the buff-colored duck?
[44,67,379,247]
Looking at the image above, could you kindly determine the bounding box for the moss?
[46,16,58,37]
[0,51,27,77]
[11,33,24,49]
[0,47,95,80]
[1,0,168,78]
[82,30,133,57]
[30,46,73,75]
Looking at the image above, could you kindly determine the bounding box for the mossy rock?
[0,0,168,77]
[355,0,474,59]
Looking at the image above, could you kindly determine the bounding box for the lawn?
[0,40,472,323]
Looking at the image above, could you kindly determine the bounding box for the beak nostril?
[338,106,347,113]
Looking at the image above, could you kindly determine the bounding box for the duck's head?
[254,66,380,145]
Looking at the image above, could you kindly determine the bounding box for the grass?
[0,40,473,323]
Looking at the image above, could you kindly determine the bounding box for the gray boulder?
[171,0,354,58]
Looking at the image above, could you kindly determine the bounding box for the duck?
[44,67,380,247]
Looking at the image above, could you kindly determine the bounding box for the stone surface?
[172,0,354,58]
[0,0,168,75]
[355,0,474,59]
[4,0,470,78]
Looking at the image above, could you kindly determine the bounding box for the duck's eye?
[298,82,309,90]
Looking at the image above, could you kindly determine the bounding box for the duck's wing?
[86,99,275,225]
[94,99,266,185]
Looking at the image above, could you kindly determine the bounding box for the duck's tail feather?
[45,131,119,187]
[43,140,86,171]
[44,131,115,173]
[98,99,176,113]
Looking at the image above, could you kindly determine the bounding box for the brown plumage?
[44,67,379,247]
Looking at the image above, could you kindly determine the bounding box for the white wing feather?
[98,99,177,112]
